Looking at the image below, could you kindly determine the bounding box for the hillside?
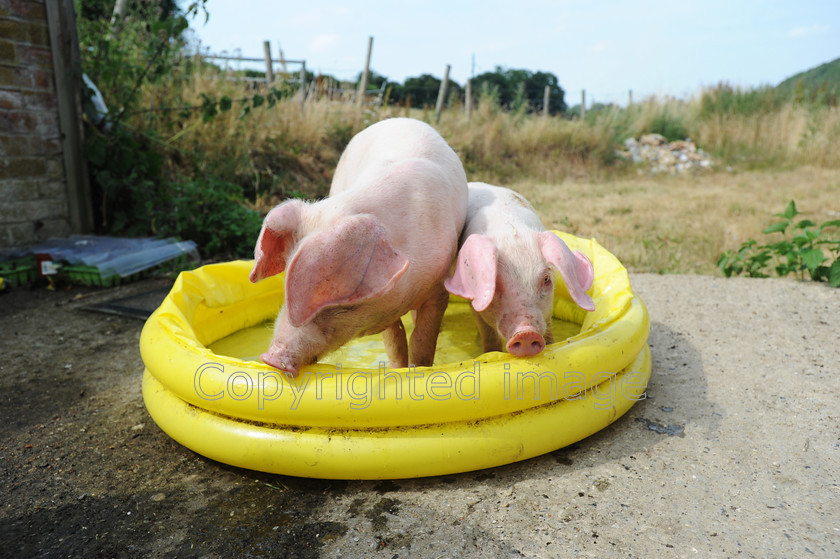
[776,56,840,98]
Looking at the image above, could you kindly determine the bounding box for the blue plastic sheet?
[2,235,198,278]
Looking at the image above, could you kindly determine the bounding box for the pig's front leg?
[473,309,504,353]
[382,319,409,369]
[408,285,450,366]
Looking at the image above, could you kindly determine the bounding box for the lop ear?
[285,215,409,327]
[444,234,498,312]
[249,201,305,283]
[538,231,596,311]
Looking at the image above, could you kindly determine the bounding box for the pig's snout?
[506,329,546,357]
[260,350,300,376]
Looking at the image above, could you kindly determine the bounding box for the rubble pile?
[620,133,714,174]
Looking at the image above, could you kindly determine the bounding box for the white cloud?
[786,24,831,38]
[589,40,610,53]
[310,34,341,52]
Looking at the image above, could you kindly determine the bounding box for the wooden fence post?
[278,46,288,75]
[299,60,307,109]
[628,89,633,106]
[357,36,373,106]
[435,64,450,123]
[47,0,93,233]
[542,85,550,117]
[581,89,586,120]
[263,40,274,84]
[465,79,472,122]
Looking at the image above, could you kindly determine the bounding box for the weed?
[718,201,840,286]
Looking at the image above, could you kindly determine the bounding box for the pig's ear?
[538,231,596,311]
[444,234,498,312]
[285,215,409,327]
[249,201,304,283]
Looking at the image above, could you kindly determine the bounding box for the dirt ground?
[1,271,838,558]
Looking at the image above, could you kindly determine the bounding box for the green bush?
[76,1,266,259]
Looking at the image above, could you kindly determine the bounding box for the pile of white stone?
[620,133,713,174]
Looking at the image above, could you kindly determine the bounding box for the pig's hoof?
[507,331,546,357]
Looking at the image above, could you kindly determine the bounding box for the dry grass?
[136,71,840,192]
[511,167,840,275]
[130,73,840,273]
[694,104,840,168]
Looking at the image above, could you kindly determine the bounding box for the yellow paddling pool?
[140,232,650,479]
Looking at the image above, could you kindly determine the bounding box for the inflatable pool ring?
[140,232,650,479]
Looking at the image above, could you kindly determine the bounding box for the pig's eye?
[541,274,552,289]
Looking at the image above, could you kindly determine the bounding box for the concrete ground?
[1,273,838,558]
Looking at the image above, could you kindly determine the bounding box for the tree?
[470,66,566,114]
[355,69,389,91]
[391,74,462,108]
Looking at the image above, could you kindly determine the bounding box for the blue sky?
[188,0,840,106]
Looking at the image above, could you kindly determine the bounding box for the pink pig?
[249,118,468,375]
[444,182,595,357]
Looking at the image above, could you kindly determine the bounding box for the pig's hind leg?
[408,285,450,366]
[382,319,409,369]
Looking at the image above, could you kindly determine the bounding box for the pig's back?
[330,118,465,198]
[323,118,467,302]
[464,182,545,239]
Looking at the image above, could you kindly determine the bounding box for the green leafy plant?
[153,177,262,258]
[76,1,279,259]
[718,201,840,286]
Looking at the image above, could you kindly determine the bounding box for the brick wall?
[0,0,71,249]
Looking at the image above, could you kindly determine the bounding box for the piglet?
[444,182,595,357]
[250,118,468,374]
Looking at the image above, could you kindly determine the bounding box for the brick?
[41,198,69,220]
[0,199,32,221]
[0,197,65,222]
[0,19,26,42]
[38,178,64,199]
[0,64,31,88]
[0,177,33,201]
[0,110,36,133]
[27,134,60,156]
[29,22,47,45]
[34,217,72,240]
[10,0,46,21]
[18,43,50,67]
[1,216,72,250]
[45,156,62,179]
[33,110,57,134]
[2,176,59,203]
[23,89,55,111]
[31,67,51,90]
[0,156,47,178]
[0,87,24,108]
[0,133,30,156]
[0,223,37,249]
[0,38,13,61]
